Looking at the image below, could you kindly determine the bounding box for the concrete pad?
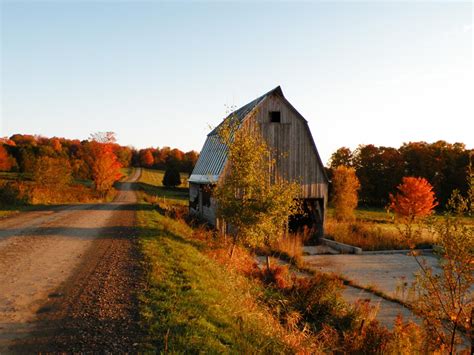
[304,253,439,300]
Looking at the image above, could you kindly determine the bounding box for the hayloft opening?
[269,111,281,123]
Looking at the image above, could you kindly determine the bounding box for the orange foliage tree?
[87,141,122,196]
[389,177,438,222]
[139,149,154,168]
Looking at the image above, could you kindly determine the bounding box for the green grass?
[137,207,294,353]
[138,168,188,205]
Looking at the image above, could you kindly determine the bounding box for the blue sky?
[1,1,472,164]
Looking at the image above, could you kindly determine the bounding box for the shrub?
[0,181,29,205]
[287,274,351,332]
[259,264,291,289]
[162,166,181,187]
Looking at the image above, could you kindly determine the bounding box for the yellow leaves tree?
[331,165,360,221]
[213,114,300,256]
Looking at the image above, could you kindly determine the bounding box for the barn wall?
[202,194,217,226]
[188,182,217,226]
[242,94,328,200]
[189,182,200,216]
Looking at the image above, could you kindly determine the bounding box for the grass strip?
[137,208,294,353]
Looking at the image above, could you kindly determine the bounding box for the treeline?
[0,134,199,177]
[134,148,198,174]
[327,141,473,208]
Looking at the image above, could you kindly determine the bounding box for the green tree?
[162,166,181,187]
[213,115,300,256]
[331,165,360,221]
[328,147,353,169]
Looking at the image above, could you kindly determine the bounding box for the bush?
[259,264,291,289]
[0,181,29,205]
[162,166,181,187]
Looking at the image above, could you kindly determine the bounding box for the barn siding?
[244,93,327,200]
[189,182,218,226]
[189,183,200,216]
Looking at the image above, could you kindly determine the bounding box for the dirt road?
[0,169,143,353]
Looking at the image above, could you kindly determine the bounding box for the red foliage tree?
[389,177,438,220]
[139,149,154,168]
[0,145,13,171]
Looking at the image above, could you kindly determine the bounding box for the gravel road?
[0,169,144,353]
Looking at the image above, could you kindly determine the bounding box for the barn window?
[269,111,281,123]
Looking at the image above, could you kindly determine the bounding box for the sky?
[1,0,472,165]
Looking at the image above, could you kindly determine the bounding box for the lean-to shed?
[189,86,329,236]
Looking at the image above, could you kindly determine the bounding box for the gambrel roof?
[189,86,328,185]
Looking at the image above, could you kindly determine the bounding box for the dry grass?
[28,184,116,204]
[325,217,437,251]
[273,234,304,259]
[269,233,306,268]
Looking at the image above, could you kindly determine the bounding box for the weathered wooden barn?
[189,86,329,236]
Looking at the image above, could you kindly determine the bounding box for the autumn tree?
[213,115,300,256]
[139,149,154,168]
[328,147,353,169]
[114,145,133,167]
[0,145,14,171]
[389,176,438,252]
[182,151,199,173]
[389,177,438,222]
[331,165,360,221]
[50,138,62,153]
[86,134,122,196]
[33,156,72,188]
[162,165,181,187]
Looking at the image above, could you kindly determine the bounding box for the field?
[137,168,188,205]
[0,170,121,218]
[325,207,474,251]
